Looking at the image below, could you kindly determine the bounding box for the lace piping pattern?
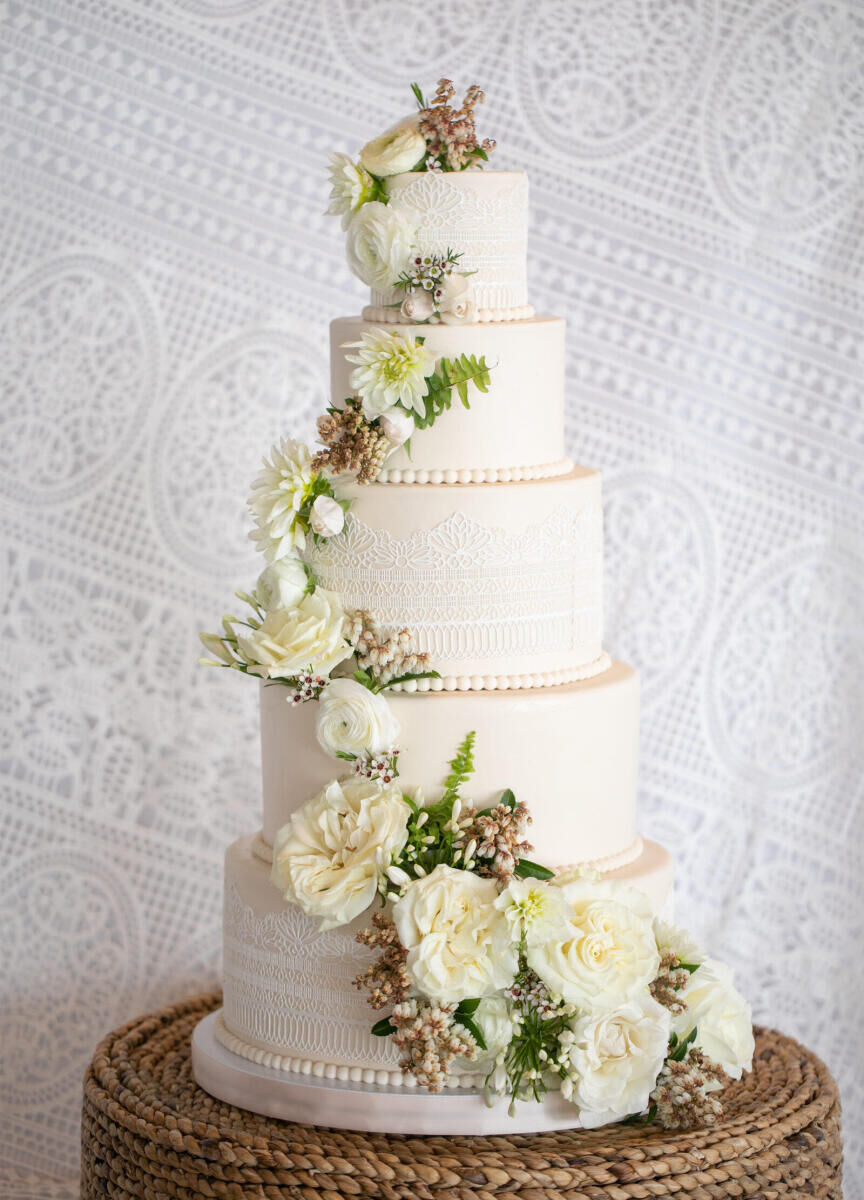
[305,506,604,672]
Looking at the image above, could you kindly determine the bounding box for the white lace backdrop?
[1,0,862,1194]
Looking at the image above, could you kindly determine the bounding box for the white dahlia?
[345,328,436,420]
[326,153,375,230]
[247,438,314,561]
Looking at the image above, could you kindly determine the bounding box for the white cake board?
[191,1011,582,1136]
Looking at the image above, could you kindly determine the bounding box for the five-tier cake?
[192,81,753,1136]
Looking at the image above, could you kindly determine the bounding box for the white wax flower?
[359,114,426,177]
[400,290,435,322]
[326,152,375,229]
[562,996,671,1127]
[315,677,400,759]
[494,878,572,945]
[235,588,352,679]
[346,201,415,291]
[529,878,659,1012]
[271,776,411,930]
[378,406,415,447]
[247,438,314,561]
[673,958,754,1080]
[393,864,517,1004]
[345,328,436,419]
[437,273,477,325]
[254,557,308,613]
[309,494,345,538]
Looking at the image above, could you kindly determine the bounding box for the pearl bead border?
[375,459,574,486]
[386,653,611,693]
[362,304,535,324]
[214,1012,488,1090]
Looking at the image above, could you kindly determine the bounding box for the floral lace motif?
[306,506,604,670]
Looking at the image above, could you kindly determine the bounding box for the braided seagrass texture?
[81,992,842,1200]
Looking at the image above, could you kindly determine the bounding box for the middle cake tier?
[304,470,606,688]
[260,662,640,869]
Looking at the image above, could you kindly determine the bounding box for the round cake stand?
[192,1009,582,1135]
[82,992,844,1200]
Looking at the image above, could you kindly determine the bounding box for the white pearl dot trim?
[362,304,535,324]
[388,653,611,693]
[376,459,574,486]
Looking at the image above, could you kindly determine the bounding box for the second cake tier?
[304,470,605,688]
[261,661,639,868]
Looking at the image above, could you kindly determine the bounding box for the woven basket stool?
[81,991,842,1199]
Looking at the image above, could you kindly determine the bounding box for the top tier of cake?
[363,171,533,323]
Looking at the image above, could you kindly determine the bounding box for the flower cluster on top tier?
[327,80,495,321]
[266,731,754,1128]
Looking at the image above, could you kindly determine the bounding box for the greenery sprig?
[408,353,493,430]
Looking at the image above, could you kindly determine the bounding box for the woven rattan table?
[81,992,842,1199]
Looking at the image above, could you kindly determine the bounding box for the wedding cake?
[192,81,754,1136]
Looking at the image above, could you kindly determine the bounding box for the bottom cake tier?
[218,833,674,1088]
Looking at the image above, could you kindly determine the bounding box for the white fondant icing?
[304,471,604,683]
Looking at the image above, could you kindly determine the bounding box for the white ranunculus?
[235,588,352,679]
[345,328,436,419]
[248,438,315,561]
[309,494,345,538]
[495,878,572,946]
[346,201,415,291]
[653,919,704,967]
[673,959,754,1080]
[529,878,660,1011]
[315,677,400,759]
[271,776,411,930]
[326,152,375,229]
[254,557,308,613]
[360,114,426,177]
[400,290,435,322]
[437,273,477,325]
[562,996,671,1127]
[394,865,518,1004]
[378,405,415,448]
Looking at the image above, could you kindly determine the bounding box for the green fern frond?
[441,731,476,805]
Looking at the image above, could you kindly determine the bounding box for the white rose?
[400,290,435,322]
[394,865,518,1004]
[437,273,476,325]
[451,996,513,1073]
[271,776,410,930]
[235,588,352,679]
[360,114,426,177]
[346,201,415,290]
[529,878,659,1011]
[562,996,671,1127]
[673,959,754,1080]
[378,406,415,448]
[309,494,345,538]
[315,678,400,759]
[254,557,308,613]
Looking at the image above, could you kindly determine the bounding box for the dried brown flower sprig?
[456,798,534,883]
[416,78,496,172]
[390,999,478,1091]
[354,914,411,1010]
[651,1046,729,1130]
[314,398,391,484]
[344,609,432,687]
[650,951,693,1014]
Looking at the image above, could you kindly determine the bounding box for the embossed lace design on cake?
[370,173,531,315]
[307,506,603,666]
[222,879,400,1066]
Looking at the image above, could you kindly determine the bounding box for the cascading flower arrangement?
[266,731,755,1129]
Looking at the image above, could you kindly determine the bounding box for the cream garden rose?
[673,959,754,1079]
[315,677,400,759]
[437,273,477,325]
[309,493,345,538]
[235,588,352,679]
[254,557,308,613]
[346,201,415,291]
[394,865,518,1004]
[399,290,435,322]
[560,996,671,1127]
[378,405,415,448]
[359,114,426,177]
[528,878,660,1011]
[271,776,411,930]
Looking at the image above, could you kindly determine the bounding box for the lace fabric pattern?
[306,505,604,674]
[1,1,863,1195]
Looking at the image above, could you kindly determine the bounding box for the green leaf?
[669,1027,698,1062]
[371,1017,396,1037]
[353,668,375,690]
[454,1013,486,1050]
[380,670,442,691]
[335,751,357,762]
[678,961,701,974]
[456,998,481,1016]
[441,731,476,805]
[514,858,555,881]
[410,82,426,108]
[499,789,516,810]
